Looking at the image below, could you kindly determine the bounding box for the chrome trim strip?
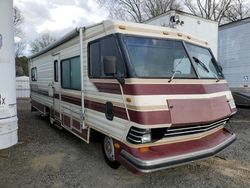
[165,123,225,136]
[127,137,141,143]
[129,132,143,138]
[130,128,146,134]
[120,133,236,173]
[168,118,229,132]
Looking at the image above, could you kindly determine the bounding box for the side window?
[89,35,126,78]
[61,56,81,90]
[54,60,58,82]
[89,42,100,77]
[31,67,37,81]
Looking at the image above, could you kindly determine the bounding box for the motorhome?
[0,0,18,150]
[29,20,236,173]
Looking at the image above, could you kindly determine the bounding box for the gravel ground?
[0,99,249,188]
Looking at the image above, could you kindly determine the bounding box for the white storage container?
[16,76,30,98]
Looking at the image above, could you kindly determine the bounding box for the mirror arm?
[114,73,125,85]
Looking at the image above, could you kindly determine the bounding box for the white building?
[218,18,250,105]
[145,10,218,59]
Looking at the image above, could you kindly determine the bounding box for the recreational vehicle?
[0,0,18,150]
[29,20,236,173]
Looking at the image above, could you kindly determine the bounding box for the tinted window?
[31,67,37,81]
[54,60,58,82]
[89,42,100,77]
[89,35,125,78]
[61,57,81,90]
[70,57,81,90]
[61,60,70,88]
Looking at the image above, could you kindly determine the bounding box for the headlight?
[127,127,152,144]
[228,98,236,109]
[141,129,151,143]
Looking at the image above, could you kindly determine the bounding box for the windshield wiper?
[192,56,220,82]
[168,56,185,83]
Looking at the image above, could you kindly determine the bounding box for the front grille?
[164,118,229,138]
[127,127,148,144]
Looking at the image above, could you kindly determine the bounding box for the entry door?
[52,54,61,120]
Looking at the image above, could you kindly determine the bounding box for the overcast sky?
[14,0,108,54]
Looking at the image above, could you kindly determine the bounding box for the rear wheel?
[102,136,120,169]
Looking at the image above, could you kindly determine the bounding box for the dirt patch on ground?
[31,152,65,171]
[201,156,250,182]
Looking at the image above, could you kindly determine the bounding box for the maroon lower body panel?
[31,99,87,140]
[115,128,236,173]
[31,100,44,113]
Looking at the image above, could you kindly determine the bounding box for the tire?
[102,136,120,169]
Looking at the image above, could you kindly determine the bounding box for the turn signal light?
[139,147,150,153]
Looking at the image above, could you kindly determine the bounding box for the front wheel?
[102,136,120,169]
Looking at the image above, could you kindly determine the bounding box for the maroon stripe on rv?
[31,100,44,112]
[128,110,171,125]
[72,119,81,130]
[84,100,128,120]
[93,83,122,94]
[61,95,82,106]
[72,128,88,140]
[63,114,70,127]
[54,93,59,99]
[122,83,230,95]
[117,128,233,162]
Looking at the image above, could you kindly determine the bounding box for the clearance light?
[139,147,150,153]
[114,143,120,149]
[126,97,132,103]
[177,33,182,37]
[163,31,169,35]
[119,25,126,30]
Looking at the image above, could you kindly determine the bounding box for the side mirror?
[103,56,117,76]
[103,56,125,85]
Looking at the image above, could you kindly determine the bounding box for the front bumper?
[119,128,236,173]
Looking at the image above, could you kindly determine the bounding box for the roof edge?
[29,28,81,60]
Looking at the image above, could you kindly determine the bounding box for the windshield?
[124,36,197,78]
[185,43,223,78]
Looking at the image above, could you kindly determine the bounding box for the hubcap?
[104,136,115,161]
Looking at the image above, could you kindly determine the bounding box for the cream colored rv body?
[30,21,236,173]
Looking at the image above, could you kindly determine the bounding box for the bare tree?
[15,41,26,58]
[13,6,24,37]
[184,0,233,24]
[224,0,250,22]
[30,34,57,54]
[144,0,182,18]
[98,0,181,23]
